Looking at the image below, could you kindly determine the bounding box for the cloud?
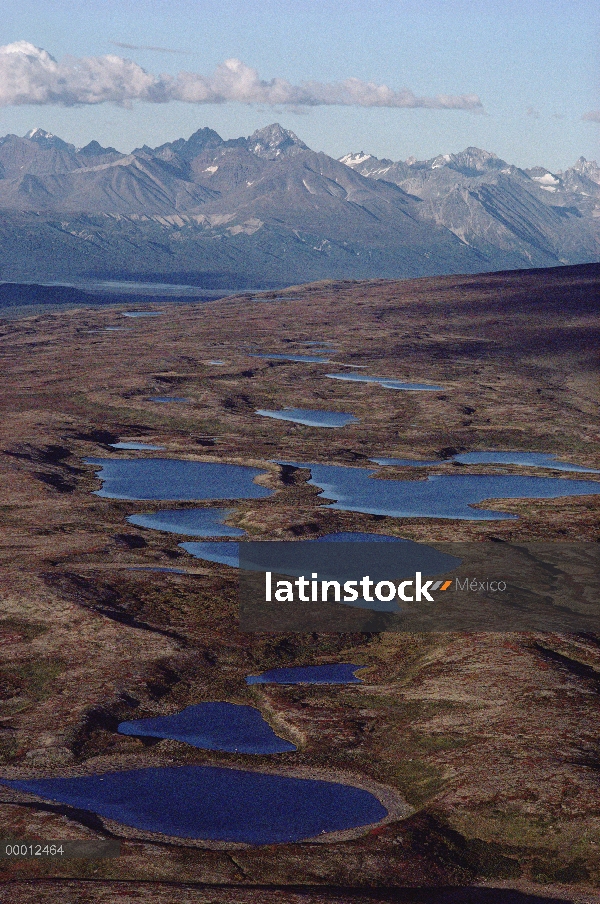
[0,42,484,111]
[582,110,600,123]
[110,41,190,55]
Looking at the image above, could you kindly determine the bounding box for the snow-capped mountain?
[0,123,596,285]
[340,146,600,267]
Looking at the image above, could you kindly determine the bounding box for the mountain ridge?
[0,123,597,284]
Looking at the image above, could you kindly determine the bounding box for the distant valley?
[0,123,598,286]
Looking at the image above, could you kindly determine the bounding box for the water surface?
[1,767,386,843]
[371,452,600,473]
[250,353,330,364]
[110,442,165,451]
[246,664,365,685]
[180,541,240,566]
[122,311,162,318]
[148,397,190,404]
[278,461,600,520]
[128,508,245,537]
[326,373,443,391]
[256,408,358,428]
[85,459,272,502]
[118,702,295,753]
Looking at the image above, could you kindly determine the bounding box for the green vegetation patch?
[391,758,445,807]
[0,618,48,643]
[0,657,65,706]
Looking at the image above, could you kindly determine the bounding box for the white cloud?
[582,110,600,123]
[0,42,484,112]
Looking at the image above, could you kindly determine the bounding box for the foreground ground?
[0,263,599,903]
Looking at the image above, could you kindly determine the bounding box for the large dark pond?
[84,459,272,502]
[127,508,245,537]
[247,664,365,685]
[1,767,387,843]
[278,462,600,520]
[118,703,295,753]
[180,532,459,582]
[256,408,358,428]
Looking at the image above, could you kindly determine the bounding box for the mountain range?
[0,123,597,286]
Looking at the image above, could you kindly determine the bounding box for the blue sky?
[0,0,597,170]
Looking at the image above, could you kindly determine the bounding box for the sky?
[0,0,597,171]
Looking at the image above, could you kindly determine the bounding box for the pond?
[127,508,245,537]
[1,766,387,844]
[148,397,191,404]
[121,311,162,318]
[118,702,295,753]
[250,353,331,363]
[109,442,165,451]
[326,373,443,391]
[278,461,600,520]
[372,451,600,473]
[84,459,272,502]
[246,664,365,685]
[179,541,240,566]
[256,408,359,428]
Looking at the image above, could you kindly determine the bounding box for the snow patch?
[339,152,372,167]
[532,172,559,185]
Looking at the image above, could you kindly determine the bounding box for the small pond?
[148,397,191,404]
[326,373,443,391]
[85,459,272,502]
[127,508,245,537]
[256,408,358,428]
[1,766,387,844]
[250,353,330,364]
[118,702,295,753]
[371,451,600,473]
[278,461,600,520]
[247,664,365,685]
[121,311,162,318]
[110,442,165,451]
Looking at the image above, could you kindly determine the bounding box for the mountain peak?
[247,123,309,159]
[25,128,53,140]
[24,128,72,150]
[568,156,600,184]
[78,139,119,157]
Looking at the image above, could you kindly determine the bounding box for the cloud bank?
[0,42,484,111]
